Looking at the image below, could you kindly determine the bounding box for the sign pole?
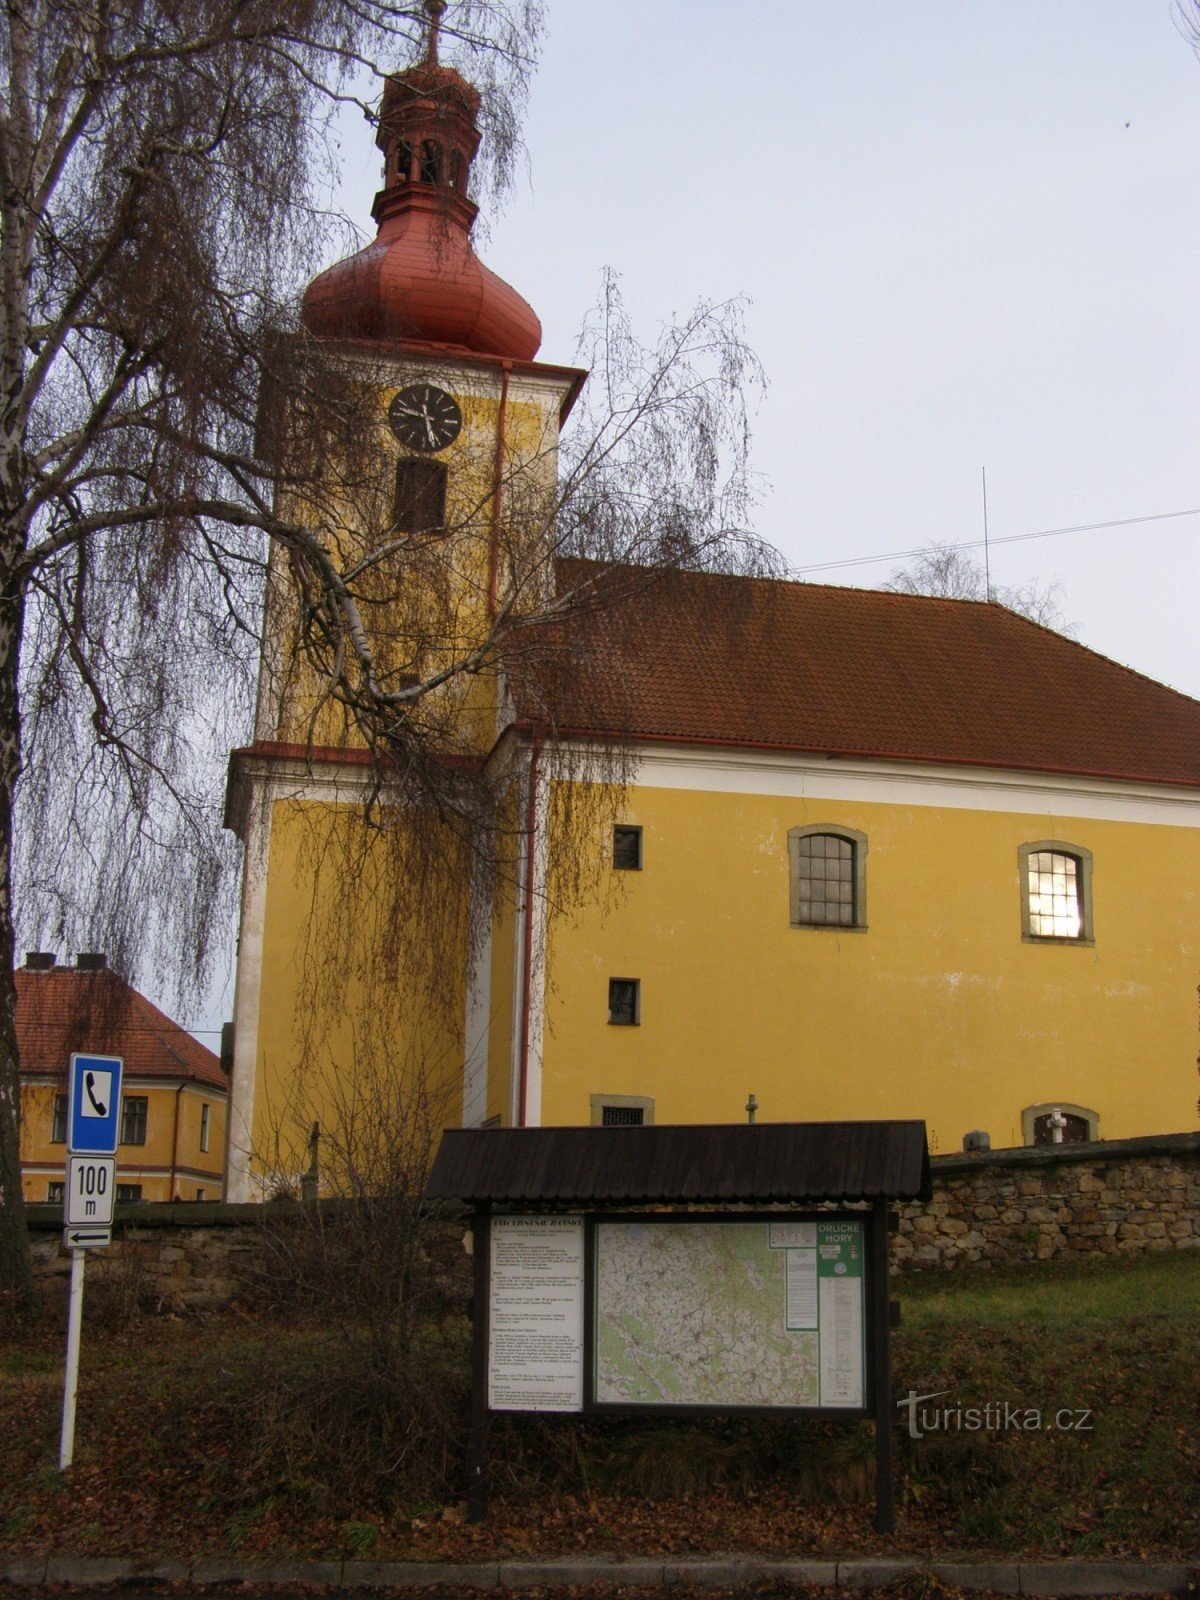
[59,1248,86,1470]
[59,1053,123,1470]
[466,1203,492,1523]
[870,1197,895,1534]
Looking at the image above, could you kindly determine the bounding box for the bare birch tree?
[0,0,548,1299]
[0,1,777,1296]
[884,544,1073,633]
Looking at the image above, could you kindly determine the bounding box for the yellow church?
[222,29,1200,1199]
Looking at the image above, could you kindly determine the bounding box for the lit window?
[51,1092,67,1144]
[200,1103,210,1153]
[613,825,642,870]
[120,1096,148,1147]
[608,979,640,1026]
[788,826,868,929]
[1019,842,1093,942]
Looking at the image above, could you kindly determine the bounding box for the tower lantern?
[301,1,542,360]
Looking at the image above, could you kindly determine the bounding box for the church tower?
[223,7,585,1200]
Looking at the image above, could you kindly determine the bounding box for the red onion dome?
[301,46,541,360]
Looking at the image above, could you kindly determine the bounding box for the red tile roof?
[518,563,1200,789]
[15,966,226,1091]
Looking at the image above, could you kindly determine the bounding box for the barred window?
[590,1094,655,1126]
[788,827,868,930]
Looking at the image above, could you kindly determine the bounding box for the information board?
[593,1217,865,1410]
[487,1215,584,1412]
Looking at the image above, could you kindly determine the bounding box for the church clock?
[388,383,463,453]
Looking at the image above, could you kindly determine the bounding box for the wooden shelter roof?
[425,1121,932,1206]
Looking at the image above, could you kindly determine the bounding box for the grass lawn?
[1,1249,1197,1563]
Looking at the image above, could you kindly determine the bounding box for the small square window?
[608,978,640,1026]
[48,1181,65,1204]
[613,826,643,871]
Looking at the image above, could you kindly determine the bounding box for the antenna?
[981,466,992,602]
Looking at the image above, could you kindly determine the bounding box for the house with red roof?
[18,955,227,1203]
[220,31,1200,1197]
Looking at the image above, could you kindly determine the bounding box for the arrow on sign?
[63,1228,111,1248]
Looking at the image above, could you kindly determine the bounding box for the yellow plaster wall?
[250,796,468,1184]
[267,362,563,757]
[539,783,1200,1152]
[20,1082,227,1202]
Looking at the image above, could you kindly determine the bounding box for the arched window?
[419,140,440,183]
[1021,1103,1100,1146]
[1019,842,1093,942]
[394,458,447,536]
[392,140,413,184]
[788,826,868,930]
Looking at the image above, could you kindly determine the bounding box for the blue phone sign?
[66,1054,124,1155]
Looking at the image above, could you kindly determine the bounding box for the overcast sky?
[329,0,1200,699]
[188,5,1200,1042]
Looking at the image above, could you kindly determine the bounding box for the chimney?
[24,952,56,971]
[75,953,107,971]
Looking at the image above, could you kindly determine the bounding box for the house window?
[48,1181,65,1203]
[116,1183,143,1203]
[788,826,868,929]
[195,1189,206,1202]
[200,1103,210,1153]
[51,1092,68,1144]
[613,825,643,870]
[1021,1103,1099,1147]
[120,1095,148,1146]
[608,978,640,1026]
[1019,842,1093,942]
[590,1094,655,1126]
[394,458,447,535]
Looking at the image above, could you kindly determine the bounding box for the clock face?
[387,384,462,453]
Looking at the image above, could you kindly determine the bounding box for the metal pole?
[59,1248,86,1470]
[466,1204,492,1523]
[871,1198,895,1534]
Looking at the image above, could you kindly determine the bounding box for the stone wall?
[894,1132,1200,1271]
[25,1133,1200,1304]
[26,1201,287,1310]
